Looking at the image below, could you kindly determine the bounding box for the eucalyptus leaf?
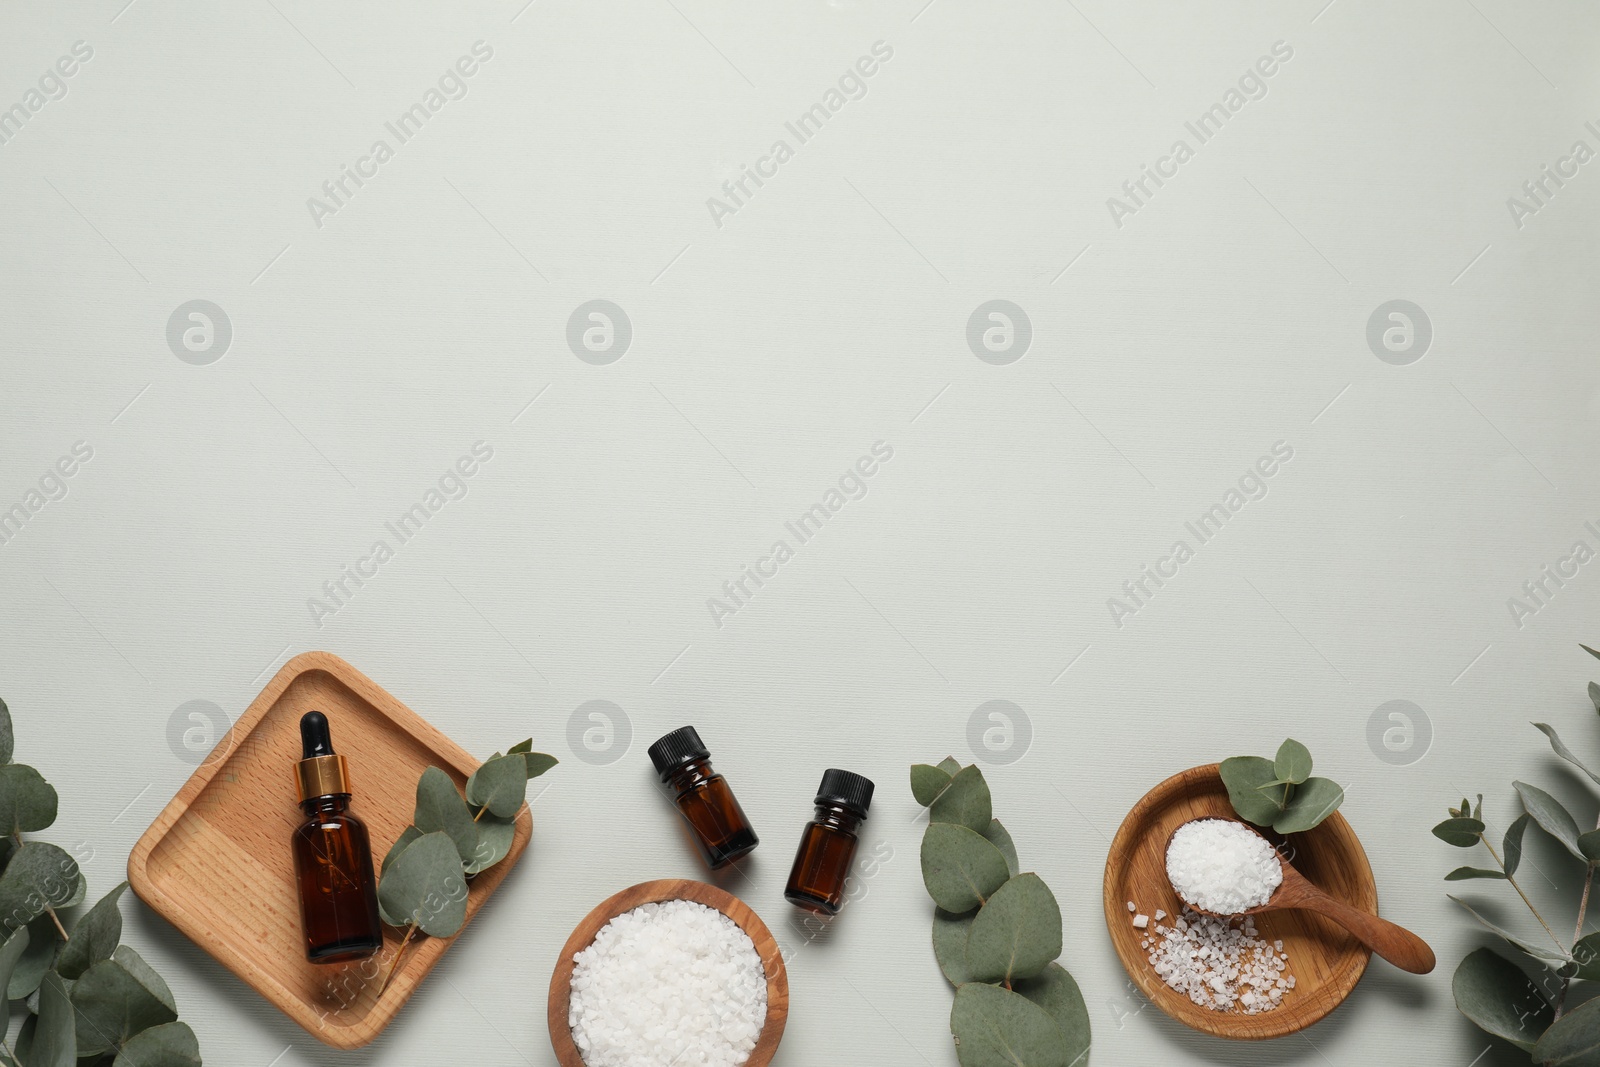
[931,907,975,986]
[949,982,1070,1067]
[13,1014,33,1066]
[937,757,963,776]
[1535,992,1600,1065]
[465,754,528,819]
[1220,756,1281,826]
[414,767,476,868]
[0,842,80,930]
[1515,780,1586,861]
[71,955,177,1057]
[507,739,532,755]
[965,873,1062,983]
[1432,817,1486,848]
[0,924,29,1039]
[113,945,175,1013]
[920,823,1011,913]
[0,765,56,837]
[1583,643,1600,663]
[59,871,85,911]
[1505,813,1531,877]
[982,819,1020,877]
[1274,777,1344,834]
[1534,723,1600,789]
[1573,932,1600,982]
[1589,681,1600,714]
[23,972,69,1017]
[31,971,74,1067]
[1443,867,1507,880]
[1449,894,1572,966]
[112,1021,201,1067]
[0,697,12,766]
[382,826,422,876]
[9,914,57,999]
[522,752,557,779]
[911,765,953,807]
[377,831,467,937]
[465,815,515,875]
[55,881,127,981]
[1580,830,1600,866]
[1014,963,1091,1067]
[1453,947,1552,1053]
[929,766,993,832]
[1274,739,1313,785]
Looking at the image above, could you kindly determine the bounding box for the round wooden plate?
[547,878,789,1067]
[1103,764,1377,1039]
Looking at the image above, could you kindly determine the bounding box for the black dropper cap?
[301,711,335,759]
[815,769,874,817]
[647,726,710,779]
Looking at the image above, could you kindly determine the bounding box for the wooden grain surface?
[1102,763,1377,1040]
[126,651,532,1050]
[547,878,789,1067]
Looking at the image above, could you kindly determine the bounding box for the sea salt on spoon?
[1164,817,1436,975]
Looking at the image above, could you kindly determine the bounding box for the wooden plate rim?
[1101,762,1376,1040]
[547,878,790,1067]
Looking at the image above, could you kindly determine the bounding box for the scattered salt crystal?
[569,899,767,1067]
[1166,819,1282,915]
[1142,906,1296,1015]
[1127,900,1137,912]
[1154,909,1166,921]
[1132,914,1149,929]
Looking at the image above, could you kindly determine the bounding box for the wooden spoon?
[1165,819,1435,975]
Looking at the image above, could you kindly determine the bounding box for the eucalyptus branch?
[1478,830,1564,950]
[1554,814,1600,1021]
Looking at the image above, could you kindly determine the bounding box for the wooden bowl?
[1103,764,1377,1039]
[547,879,789,1067]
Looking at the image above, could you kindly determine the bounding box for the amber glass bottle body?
[784,803,862,915]
[292,793,383,963]
[665,758,759,869]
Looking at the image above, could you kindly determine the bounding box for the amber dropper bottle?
[648,726,759,869]
[291,711,382,964]
[785,769,874,915]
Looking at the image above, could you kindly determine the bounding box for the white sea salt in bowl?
[549,880,788,1067]
[1165,818,1284,915]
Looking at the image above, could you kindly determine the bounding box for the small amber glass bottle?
[648,726,759,869]
[785,769,874,915]
[291,711,382,964]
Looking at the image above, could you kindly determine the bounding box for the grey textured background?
[2,1,1599,1064]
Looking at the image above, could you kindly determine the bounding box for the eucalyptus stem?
[378,922,419,997]
[1479,831,1565,950]
[1555,817,1600,1021]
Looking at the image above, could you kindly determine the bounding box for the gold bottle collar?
[296,754,350,801]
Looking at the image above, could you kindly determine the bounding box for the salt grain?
[1166,818,1282,915]
[569,899,767,1067]
[1144,907,1295,1014]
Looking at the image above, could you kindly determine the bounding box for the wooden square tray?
[128,651,531,1049]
